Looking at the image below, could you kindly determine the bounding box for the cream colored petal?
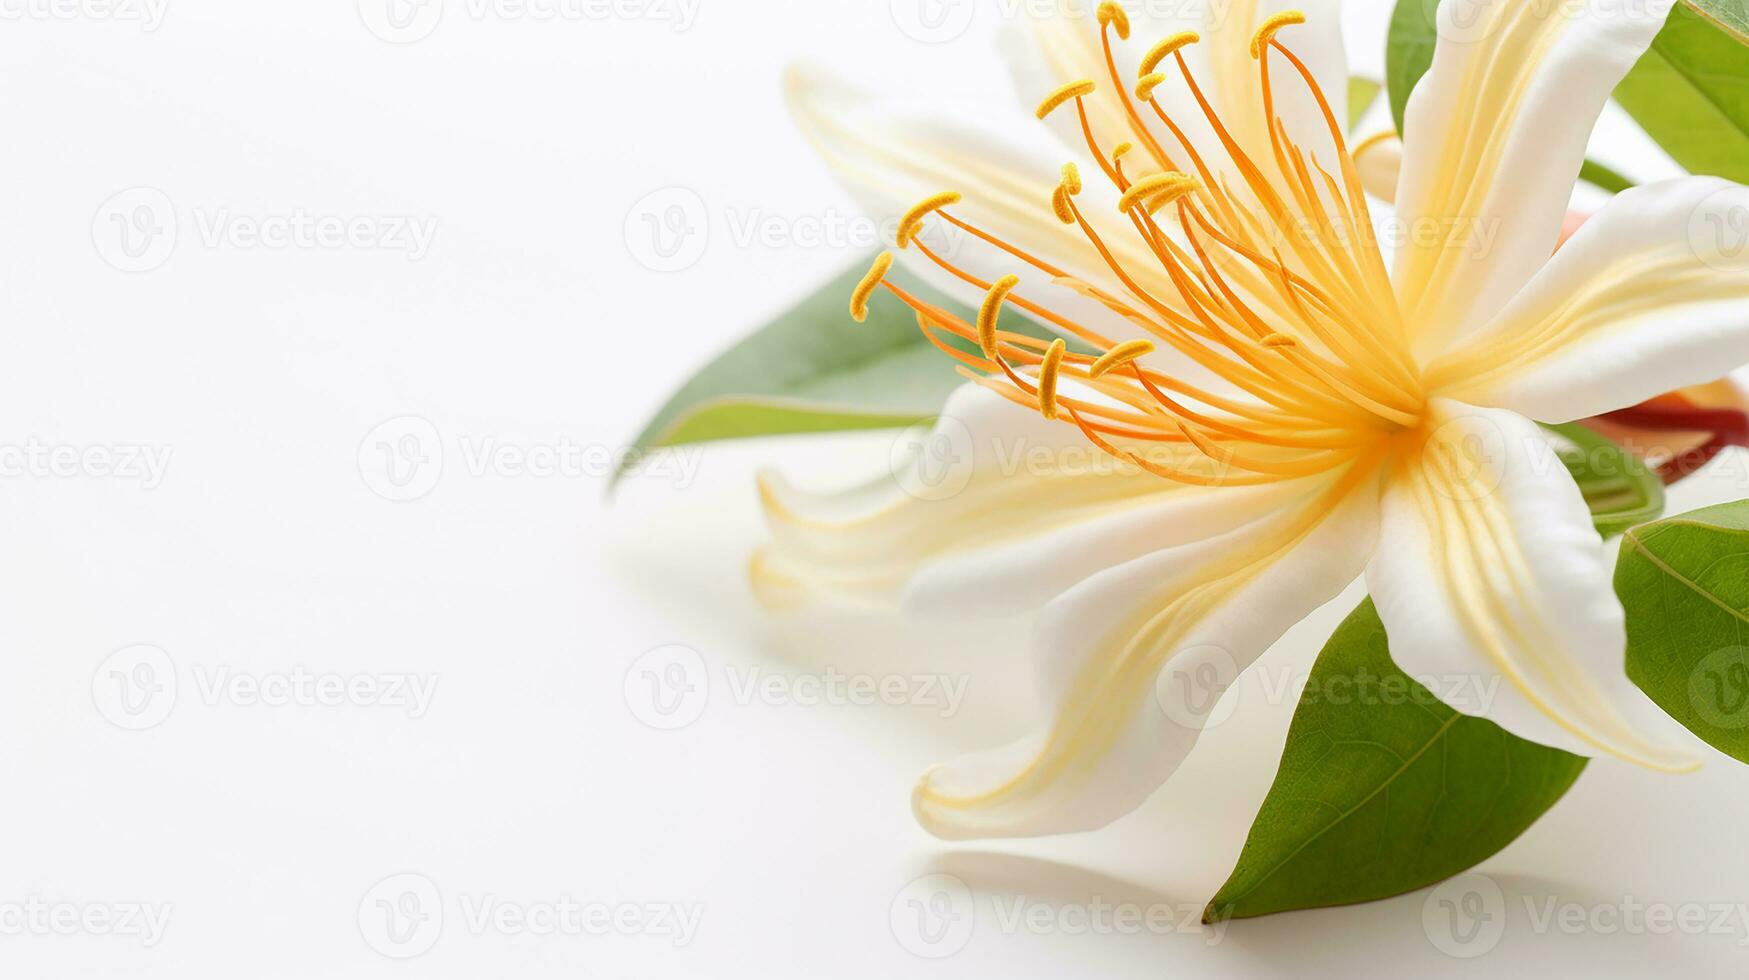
[753,383,1178,610]
[1351,130,1401,204]
[784,60,1195,352]
[1366,401,1699,769]
[1392,0,1677,360]
[912,463,1381,840]
[996,0,1348,194]
[1429,178,1749,422]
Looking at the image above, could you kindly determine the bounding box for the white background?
[3,0,1747,976]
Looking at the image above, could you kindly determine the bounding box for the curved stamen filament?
[845,10,1432,489]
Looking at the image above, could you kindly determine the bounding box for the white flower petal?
[753,383,1173,609]
[1351,131,1401,204]
[912,464,1381,839]
[1392,0,1677,359]
[901,477,1317,619]
[996,0,1347,194]
[783,61,1159,345]
[1366,401,1699,769]
[1429,177,1749,422]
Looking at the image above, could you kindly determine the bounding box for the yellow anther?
[850,252,892,323]
[1096,1,1130,39]
[1139,31,1199,76]
[1117,172,1200,214]
[1089,339,1155,377]
[1250,10,1305,58]
[1260,333,1299,349]
[1036,79,1096,120]
[1037,339,1067,420]
[897,191,961,248]
[1112,141,1134,161]
[1060,162,1082,196]
[1051,185,1075,224]
[978,275,1021,356]
[1135,72,1167,103]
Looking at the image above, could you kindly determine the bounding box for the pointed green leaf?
[612,256,1057,490]
[1205,601,1588,923]
[1384,0,1437,136]
[1616,1,1749,184]
[1679,0,1749,48]
[1620,500,1749,762]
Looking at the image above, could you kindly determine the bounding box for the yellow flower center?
[857,9,1435,487]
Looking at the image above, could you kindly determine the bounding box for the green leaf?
[1616,1,1749,184]
[1619,500,1749,762]
[1205,601,1589,923]
[1578,158,1636,194]
[1545,423,1665,537]
[1384,0,1437,136]
[1346,76,1382,131]
[1681,0,1749,47]
[612,256,1056,490]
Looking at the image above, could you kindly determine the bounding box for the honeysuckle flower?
[761,0,1749,840]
